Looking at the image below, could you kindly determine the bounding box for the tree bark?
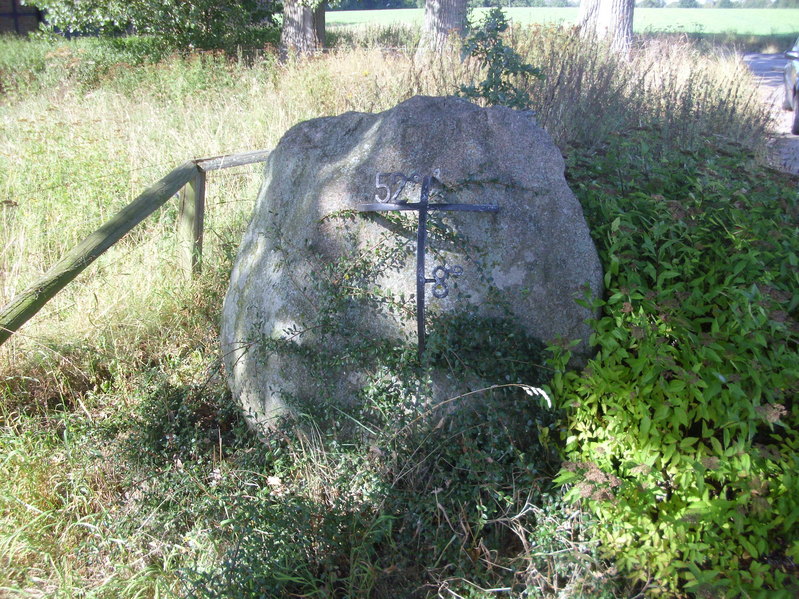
[578,0,634,55]
[280,0,325,56]
[416,0,468,58]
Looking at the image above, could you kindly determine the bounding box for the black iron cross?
[357,171,499,358]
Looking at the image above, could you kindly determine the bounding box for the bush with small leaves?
[553,131,799,597]
[24,0,280,52]
[458,7,543,110]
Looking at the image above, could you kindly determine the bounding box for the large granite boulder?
[221,96,602,430]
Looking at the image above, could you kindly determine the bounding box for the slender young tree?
[281,0,325,56]
[578,0,635,55]
[416,0,468,58]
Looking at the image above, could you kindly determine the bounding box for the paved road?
[743,52,798,174]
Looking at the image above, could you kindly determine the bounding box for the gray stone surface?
[221,95,603,430]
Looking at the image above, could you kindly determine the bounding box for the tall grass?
[0,44,417,367]
[0,24,777,597]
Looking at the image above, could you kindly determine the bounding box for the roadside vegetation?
[1,15,797,598]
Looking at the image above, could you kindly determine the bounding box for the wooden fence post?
[178,167,206,278]
[0,149,271,348]
[0,162,197,347]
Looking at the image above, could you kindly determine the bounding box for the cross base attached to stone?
[357,171,499,358]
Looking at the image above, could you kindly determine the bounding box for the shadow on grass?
[120,377,630,598]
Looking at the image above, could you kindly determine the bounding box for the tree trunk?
[578,0,634,55]
[415,0,468,58]
[281,0,325,56]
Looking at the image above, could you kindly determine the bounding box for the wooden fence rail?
[0,149,271,347]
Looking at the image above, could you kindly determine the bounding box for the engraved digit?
[390,172,407,203]
[375,172,390,202]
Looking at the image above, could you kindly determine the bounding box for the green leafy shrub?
[553,132,799,596]
[181,378,609,598]
[23,0,280,53]
[427,310,549,387]
[179,205,625,597]
[459,7,543,110]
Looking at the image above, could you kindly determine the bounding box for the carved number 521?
[375,172,413,203]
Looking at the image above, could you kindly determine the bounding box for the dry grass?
[0,47,426,372]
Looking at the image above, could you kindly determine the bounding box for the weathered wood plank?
[178,169,207,278]
[0,161,199,346]
[194,149,271,172]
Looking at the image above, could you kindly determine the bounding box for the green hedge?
[554,133,799,597]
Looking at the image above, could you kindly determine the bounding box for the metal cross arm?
[356,202,500,214]
[356,171,500,358]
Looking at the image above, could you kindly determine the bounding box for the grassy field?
[328,7,799,36]
[1,22,798,599]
